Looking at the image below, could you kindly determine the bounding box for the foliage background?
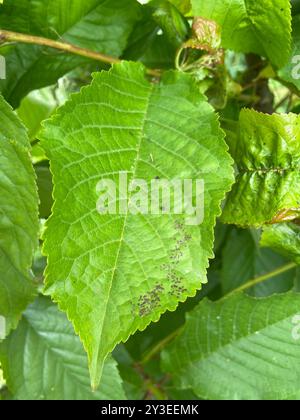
[1,0,300,400]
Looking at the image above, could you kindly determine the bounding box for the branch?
[0,29,161,78]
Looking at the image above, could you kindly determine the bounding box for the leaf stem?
[141,262,297,363]
[225,262,297,297]
[141,327,184,365]
[0,29,161,78]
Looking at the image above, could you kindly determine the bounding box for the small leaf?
[17,88,61,140]
[0,297,126,400]
[191,0,292,68]
[278,15,300,92]
[41,61,234,388]
[168,0,191,15]
[149,0,190,47]
[222,109,300,227]
[162,292,300,400]
[261,222,300,265]
[0,95,39,335]
[123,2,178,69]
[221,227,296,296]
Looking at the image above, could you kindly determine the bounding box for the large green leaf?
[222,109,300,227]
[0,96,38,335]
[0,0,141,107]
[0,297,125,400]
[278,15,300,92]
[162,292,300,400]
[261,223,300,265]
[191,0,292,68]
[41,61,234,388]
[221,227,296,296]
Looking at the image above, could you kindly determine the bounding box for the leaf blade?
[0,95,39,335]
[0,296,125,400]
[162,292,300,400]
[222,109,300,227]
[41,62,234,388]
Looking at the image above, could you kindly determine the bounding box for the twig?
[0,29,161,78]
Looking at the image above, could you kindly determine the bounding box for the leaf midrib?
[93,81,155,375]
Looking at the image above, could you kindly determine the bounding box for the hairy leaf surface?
[162,292,300,400]
[41,61,234,388]
[222,110,300,227]
[191,0,292,68]
[0,297,125,400]
[0,96,38,335]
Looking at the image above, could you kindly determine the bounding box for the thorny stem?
[0,29,161,78]
[141,262,298,364]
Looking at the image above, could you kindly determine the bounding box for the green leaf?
[123,3,178,69]
[0,0,141,107]
[35,165,54,219]
[168,0,191,15]
[221,227,296,296]
[149,0,190,47]
[17,88,61,140]
[162,292,300,400]
[0,297,126,400]
[191,0,292,68]
[41,61,234,388]
[222,109,300,227]
[278,15,300,92]
[261,223,300,265]
[0,95,39,335]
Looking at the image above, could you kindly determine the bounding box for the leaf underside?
[41,61,234,388]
